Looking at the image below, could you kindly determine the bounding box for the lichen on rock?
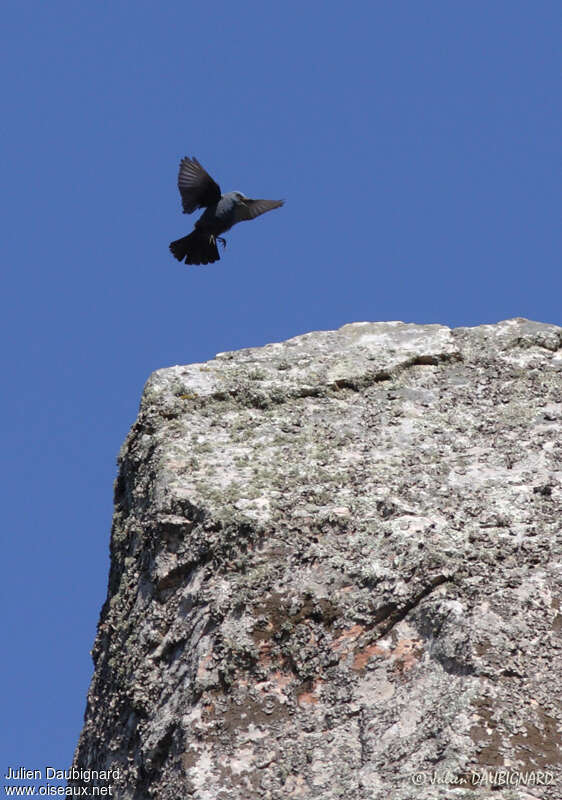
[72,319,562,799]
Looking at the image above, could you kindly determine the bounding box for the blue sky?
[1,0,559,787]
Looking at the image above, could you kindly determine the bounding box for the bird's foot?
[209,235,226,250]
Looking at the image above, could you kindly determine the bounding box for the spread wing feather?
[178,157,222,214]
[233,198,284,223]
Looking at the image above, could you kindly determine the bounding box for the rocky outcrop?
[72,319,562,799]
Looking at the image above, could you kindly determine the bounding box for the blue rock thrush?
[169,157,284,266]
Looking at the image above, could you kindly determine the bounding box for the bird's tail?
[169,230,220,266]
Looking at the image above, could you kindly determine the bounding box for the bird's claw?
[209,235,227,250]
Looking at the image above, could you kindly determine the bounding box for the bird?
[169,156,284,266]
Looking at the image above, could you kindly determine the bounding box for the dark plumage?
[169,157,284,266]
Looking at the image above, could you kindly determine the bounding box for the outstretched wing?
[233,198,285,223]
[178,157,222,214]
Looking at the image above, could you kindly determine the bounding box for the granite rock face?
[72,319,562,799]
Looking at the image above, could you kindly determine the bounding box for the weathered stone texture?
[72,318,562,799]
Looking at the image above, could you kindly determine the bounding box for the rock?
[71,318,562,799]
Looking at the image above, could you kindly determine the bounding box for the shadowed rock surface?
[72,319,562,799]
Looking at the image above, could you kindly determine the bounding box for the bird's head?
[232,191,248,205]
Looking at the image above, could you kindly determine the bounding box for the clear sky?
[1,0,559,788]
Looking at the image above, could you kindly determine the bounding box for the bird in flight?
[169,157,284,266]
